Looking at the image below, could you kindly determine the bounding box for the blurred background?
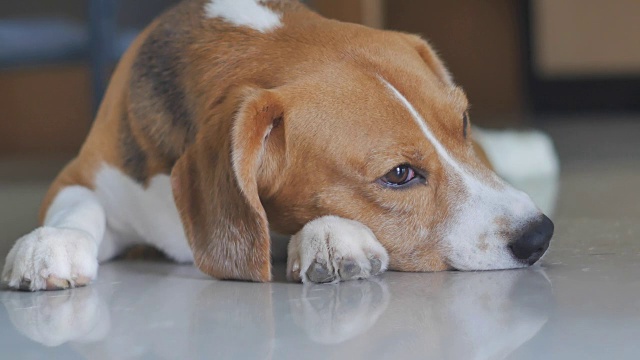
[1,3,639,357]
[0,0,639,258]
[1,0,639,155]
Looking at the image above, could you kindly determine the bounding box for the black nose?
[509,215,554,265]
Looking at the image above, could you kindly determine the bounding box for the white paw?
[2,227,98,291]
[287,216,389,284]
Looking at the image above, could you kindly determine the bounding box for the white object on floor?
[473,127,560,216]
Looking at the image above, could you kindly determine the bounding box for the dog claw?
[306,260,335,283]
[290,260,302,282]
[369,258,382,275]
[339,260,361,280]
[18,279,32,292]
[46,277,71,291]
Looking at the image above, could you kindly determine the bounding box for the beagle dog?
[2,0,554,291]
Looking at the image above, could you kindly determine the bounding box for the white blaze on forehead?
[204,0,282,33]
[379,77,476,185]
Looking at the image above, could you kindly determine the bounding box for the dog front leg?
[2,186,105,291]
[286,216,389,284]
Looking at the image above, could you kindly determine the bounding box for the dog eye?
[379,164,418,187]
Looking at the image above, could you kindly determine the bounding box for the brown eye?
[380,165,417,187]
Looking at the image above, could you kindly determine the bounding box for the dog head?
[169,3,553,280]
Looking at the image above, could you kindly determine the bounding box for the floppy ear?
[402,34,454,86]
[170,88,285,282]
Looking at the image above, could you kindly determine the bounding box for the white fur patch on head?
[379,76,479,186]
[204,0,282,33]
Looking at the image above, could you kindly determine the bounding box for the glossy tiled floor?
[1,118,639,359]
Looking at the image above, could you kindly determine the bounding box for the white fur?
[93,165,192,263]
[204,0,282,33]
[379,78,542,270]
[45,186,106,241]
[287,216,389,283]
[2,187,105,291]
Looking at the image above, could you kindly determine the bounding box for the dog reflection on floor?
[1,264,551,359]
[2,286,109,347]
[282,269,552,359]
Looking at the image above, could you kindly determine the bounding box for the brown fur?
[40,0,496,280]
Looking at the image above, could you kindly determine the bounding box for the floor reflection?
[0,262,552,359]
[288,278,390,344]
[277,267,552,360]
[2,286,109,347]
[379,269,552,359]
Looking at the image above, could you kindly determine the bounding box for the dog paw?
[287,216,389,284]
[2,227,98,291]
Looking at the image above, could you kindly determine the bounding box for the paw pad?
[339,259,361,280]
[369,258,383,275]
[306,260,335,283]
